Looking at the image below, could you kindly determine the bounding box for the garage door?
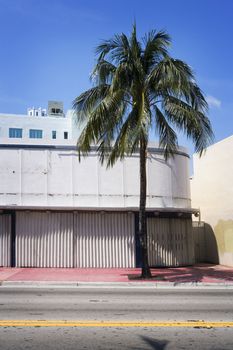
[16,212,73,267]
[74,212,135,268]
[0,214,11,267]
[147,217,194,267]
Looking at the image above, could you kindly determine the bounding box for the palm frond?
[129,23,142,61]
[110,62,133,92]
[96,33,130,63]
[163,95,214,154]
[142,30,170,72]
[72,85,110,123]
[154,105,178,159]
[107,107,141,164]
[91,60,116,85]
[147,57,194,97]
[188,83,208,112]
[77,89,128,158]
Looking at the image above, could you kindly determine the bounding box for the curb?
[1,280,233,289]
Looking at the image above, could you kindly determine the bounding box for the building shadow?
[204,223,219,264]
[193,222,219,264]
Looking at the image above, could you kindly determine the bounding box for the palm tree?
[73,25,213,278]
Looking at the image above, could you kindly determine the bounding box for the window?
[51,108,62,114]
[52,130,56,139]
[29,129,43,139]
[9,128,23,138]
[35,111,38,116]
[64,131,68,139]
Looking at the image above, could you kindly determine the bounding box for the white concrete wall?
[191,135,233,267]
[0,145,191,209]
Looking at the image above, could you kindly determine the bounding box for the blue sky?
[0,0,233,154]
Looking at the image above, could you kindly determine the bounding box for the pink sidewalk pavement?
[1,264,233,284]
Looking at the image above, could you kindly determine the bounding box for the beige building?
[191,135,233,267]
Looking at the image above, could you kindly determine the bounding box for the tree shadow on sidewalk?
[127,264,233,283]
[129,336,168,350]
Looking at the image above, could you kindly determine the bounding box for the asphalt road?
[0,287,233,349]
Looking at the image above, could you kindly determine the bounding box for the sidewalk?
[1,264,233,287]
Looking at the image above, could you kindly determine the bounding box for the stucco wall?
[0,144,191,210]
[191,135,233,267]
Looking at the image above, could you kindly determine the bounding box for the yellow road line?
[0,320,233,328]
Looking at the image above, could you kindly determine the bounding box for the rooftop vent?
[48,101,64,117]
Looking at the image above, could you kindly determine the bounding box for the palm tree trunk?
[139,137,152,278]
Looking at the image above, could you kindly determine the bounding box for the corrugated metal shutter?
[16,212,73,267]
[74,212,135,268]
[148,217,194,267]
[0,214,11,267]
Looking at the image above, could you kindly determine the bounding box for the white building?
[0,102,195,268]
[0,101,80,144]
